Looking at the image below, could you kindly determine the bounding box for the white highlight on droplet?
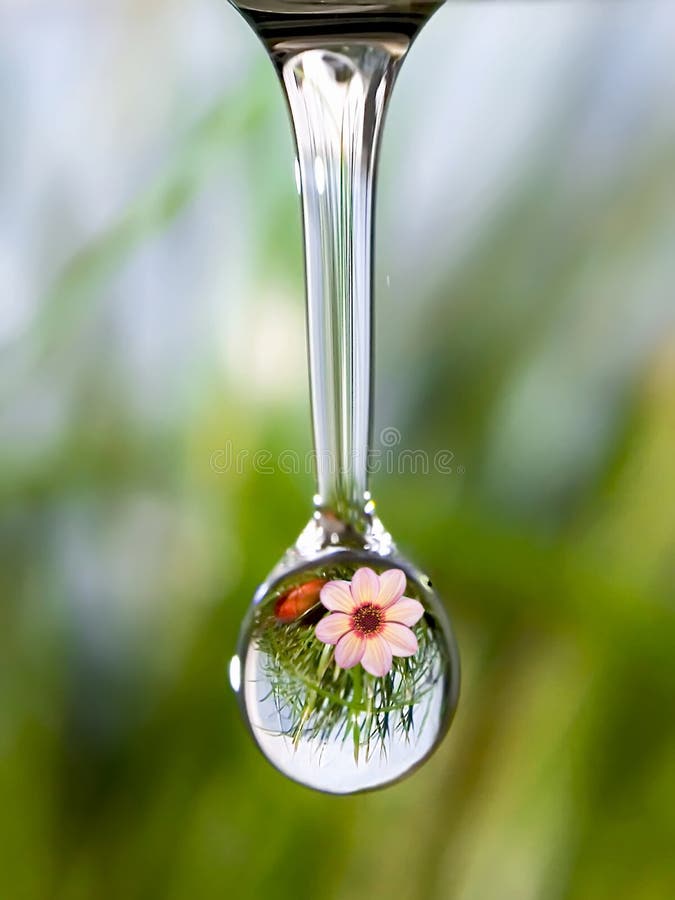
[314,156,326,195]
[229,655,241,692]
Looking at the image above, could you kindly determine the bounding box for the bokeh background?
[2,1,675,898]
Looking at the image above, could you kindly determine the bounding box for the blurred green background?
[2,1,675,898]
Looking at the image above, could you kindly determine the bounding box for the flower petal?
[334,631,366,669]
[377,568,406,608]
[381,622,418,657]
[361,635,393,677]
[383,596,425,627]
[320,580,354,612]
[351,567,379,606]
[315,613,352,645]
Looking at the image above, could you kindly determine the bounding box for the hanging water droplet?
[226,0,457,793]
[235,553,458,793]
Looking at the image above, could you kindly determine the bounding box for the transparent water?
[227,0,460,792]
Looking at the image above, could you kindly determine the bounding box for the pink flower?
[315,567,424,677]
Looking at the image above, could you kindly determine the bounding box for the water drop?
[226,0,458,793]
[237,552,458,793]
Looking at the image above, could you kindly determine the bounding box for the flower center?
[351,603,383,636]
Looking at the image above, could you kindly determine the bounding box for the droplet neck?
[227,0,441,537]
[280,42,402,529]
